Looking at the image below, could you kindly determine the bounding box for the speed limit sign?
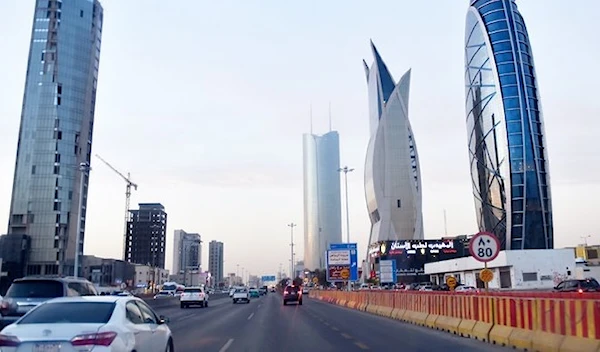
[469,232,500,263]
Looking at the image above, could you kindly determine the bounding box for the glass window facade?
[7,0,104,275]
[465,0,553,250]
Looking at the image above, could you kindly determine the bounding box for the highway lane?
[153,292,512,352]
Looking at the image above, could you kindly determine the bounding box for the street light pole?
[74,162,91,278]
[288,223,297,279]
[338,166,354,243]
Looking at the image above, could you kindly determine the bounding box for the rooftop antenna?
[310,103,313,134]
[328,101,332,132]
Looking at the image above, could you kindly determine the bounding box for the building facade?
[81,255,135,288]
[465,0,553,250]
[6,0,104,276]
[208,240,224,286]
[303,131,342,271]
[125,203,167,268]
[172,230,201,274]
[363,42,424,245]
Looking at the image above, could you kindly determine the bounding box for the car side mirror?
[159,315,170,324]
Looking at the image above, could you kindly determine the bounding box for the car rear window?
[286,286,299,292]
[18,302,115,324]
[184,288,202,293]
[6,280,63,298]
[235,288,247,293]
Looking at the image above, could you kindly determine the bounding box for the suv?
[554,279,600,293]
[0,276,98,327]
[232,287,250,304]
[283,285,302,306]
[180,286,209,308]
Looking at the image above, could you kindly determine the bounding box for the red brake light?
[0,334,20,347]
[71,331,117,346]
[578,289,583,294]
[284,291,289,294]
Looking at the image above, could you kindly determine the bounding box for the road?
[151,292,512,352]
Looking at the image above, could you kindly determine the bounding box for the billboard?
[326,243,358,282]
[261,275,276,282]
[379,260,396,284]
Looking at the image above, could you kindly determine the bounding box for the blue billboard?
[261,276,276,282]
[326,243,358,282]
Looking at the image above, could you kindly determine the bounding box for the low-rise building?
[82,255,135,289]
[134,264,169,292]
[424,249,576,290]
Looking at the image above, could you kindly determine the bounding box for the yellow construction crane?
[95,154,138,260]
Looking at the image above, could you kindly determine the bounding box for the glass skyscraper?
[363,42,424,244]
[303,131,342,271]
[465,0,553,250]
[7,0,104,275]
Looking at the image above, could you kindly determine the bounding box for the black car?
[282,285,302,305]
[554,279,600,293]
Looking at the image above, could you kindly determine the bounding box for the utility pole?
[338,166,354,243]
[288,223,297,279]
[74,162,91,278]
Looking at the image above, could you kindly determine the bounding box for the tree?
[312,269,328,286]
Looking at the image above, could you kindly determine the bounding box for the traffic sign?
[446,276,457,290]
[480,268,494,283]
[312,277,318,284]
[261,276,276,282]
[469,232,500,263]
[326,243,358,282]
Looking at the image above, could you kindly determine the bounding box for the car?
[0,296,173,352]
[249,289,260,298]
[554,279,600,293]
[283,285,302,306]
[232,288,250,304]
[153,291,172,299]
[180,286,209,308]
[454,285,478,292]
[0,276,97,328]
[302,286,309,295]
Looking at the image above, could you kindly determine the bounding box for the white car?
[180,287,208,308]
[232,288,250,304]
[0,296,173,352]
[455,285,478,292]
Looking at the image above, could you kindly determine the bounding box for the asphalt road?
[152,292,512,352]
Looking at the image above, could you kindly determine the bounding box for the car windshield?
[6,280,63,298]
[18,302,115,324]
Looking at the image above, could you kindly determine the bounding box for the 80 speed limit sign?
[469,232,500,263]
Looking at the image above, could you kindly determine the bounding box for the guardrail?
[311,290,600,352]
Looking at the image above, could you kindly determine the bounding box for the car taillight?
[578,289,584,294]
[284,291,288,294]
[0,334,20,347]
[71,331,117,346]
[0,300,10,314]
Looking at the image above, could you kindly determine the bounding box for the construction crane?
[95,154,138,261]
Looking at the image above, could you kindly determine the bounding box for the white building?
[134,264,170,291]
[363,42,424,244]
[425,249,575,290]
[172,230,202,274]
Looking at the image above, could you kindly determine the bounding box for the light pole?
[74,162,91,278]
[288,223,296,279]
[338,166,354,243]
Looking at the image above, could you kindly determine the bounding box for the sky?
[0,1,598,278]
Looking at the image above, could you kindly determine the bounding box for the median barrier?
[310,289,600,351]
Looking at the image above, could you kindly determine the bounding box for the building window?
[522,272,537,282]
[31,165,36,174]
[55,153,60,163]
[53,165,60,174]
[53,202,61,211]
[397,199,401,208]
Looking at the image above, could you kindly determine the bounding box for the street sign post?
[468,232,500,292]
[326,243,358,285]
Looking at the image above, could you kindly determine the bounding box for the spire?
[328,102,332,132]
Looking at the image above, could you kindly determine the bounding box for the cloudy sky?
[0,1,598,277]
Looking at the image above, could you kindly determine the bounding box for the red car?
[282,285,302,306]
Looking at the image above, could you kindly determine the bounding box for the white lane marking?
[219,338,234,352]
[247,312,255,320]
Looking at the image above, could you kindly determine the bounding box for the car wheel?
[283,301,287,306]
[204,301,208,307]
[233,300,236,304]
[180,303,185,309]
[299,300,303,305]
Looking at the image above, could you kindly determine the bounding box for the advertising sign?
[379,259,396,284]
[261,275,276,282]
[326,243,358,282]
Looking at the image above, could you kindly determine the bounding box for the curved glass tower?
[465,0,553,250]
[363,42,424,244]
[303,131,342,271]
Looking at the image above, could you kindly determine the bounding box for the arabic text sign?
[327,250,350,265]
[328,265,351,281]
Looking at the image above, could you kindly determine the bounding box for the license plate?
[34,343,61,352]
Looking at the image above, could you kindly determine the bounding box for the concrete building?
[208,241,224,287]
[425,249,575,290]
[172,230,202,274]
[82,255,135,288]
[303,131,342,271]
[6,0,104,276]
[125,203,167,269]
[133,264,169,292]
[363,42,424,244]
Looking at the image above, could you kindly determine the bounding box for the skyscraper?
[465,0,553,250]
[208,241,224,286]
[6,0,104,276]
[303,131,342,271]
[125,203,167,269]
[363,42,424,245]
[172,230,201,274]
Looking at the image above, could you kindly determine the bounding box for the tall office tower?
[303,131,342,271]
[208,241,224,286]
[6,0,104,276]
[172,230,201,274]
[465,0,553,249]
[125,203,167,268]
[363,42,424,245]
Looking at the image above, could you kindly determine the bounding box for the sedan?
[0,296,174,352]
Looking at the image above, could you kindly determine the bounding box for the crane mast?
[95,154,138,261]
